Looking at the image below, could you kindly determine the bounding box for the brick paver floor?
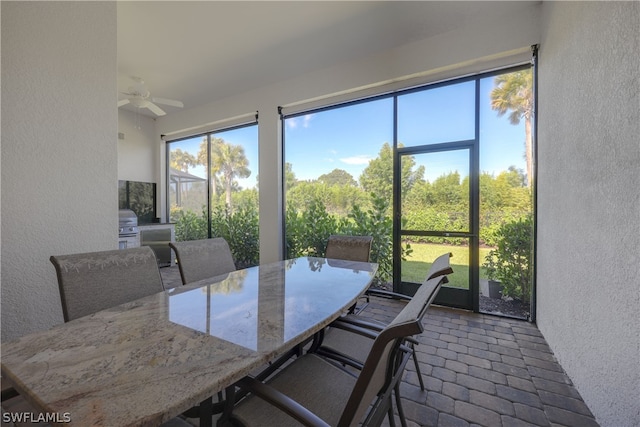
[358,297,599,427]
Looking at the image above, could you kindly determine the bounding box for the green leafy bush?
[342,194,402,284]
[173,204,259,269]
[285,193,406,285]
[172,190,531,292]
[172,207,208,241]
[210,205,259,269]
[299,198,339,257]
[482,215,533,303]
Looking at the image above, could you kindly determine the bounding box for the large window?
[478,70,533,318]
[167,123,259,268]
[283,99,395,284]
[283,66,534,319]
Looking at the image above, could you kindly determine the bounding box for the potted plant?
[482,215,533,303]
[483,254,503,299]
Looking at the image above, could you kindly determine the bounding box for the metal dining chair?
[222,269,448,427]
[325,235,373,314]
[169,237,236,285]
[325,234,373,263]
[50,246,165,322]
[316,252,453,427]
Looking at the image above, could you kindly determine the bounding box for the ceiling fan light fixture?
[118,76,182,117]
[129,98,149,109]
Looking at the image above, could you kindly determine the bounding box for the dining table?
[1,256,378,427]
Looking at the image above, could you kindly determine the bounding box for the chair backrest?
[325,235,373,263]
[50,246,164,322]
[169,237,236,285]
[426,252,454,281]
[339,258,452,426]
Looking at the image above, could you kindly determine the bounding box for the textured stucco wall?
[118,109,158,183]
[538,2,640,426]
[1,2,118,341]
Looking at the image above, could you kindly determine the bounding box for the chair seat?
[232,354,355,427]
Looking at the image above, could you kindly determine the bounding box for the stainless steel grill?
[118,209,139,249]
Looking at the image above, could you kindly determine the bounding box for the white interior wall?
[118,110,158,184]
[156,3,541,264]
[1,2,117,341]
[537,2,640,426]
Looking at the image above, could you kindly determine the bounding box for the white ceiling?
[117,1,537,117]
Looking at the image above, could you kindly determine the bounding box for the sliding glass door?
[396,146,477,310]
[167,123,260,268]
[394,80,478,310]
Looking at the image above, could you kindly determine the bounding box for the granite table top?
[1,257,377,427]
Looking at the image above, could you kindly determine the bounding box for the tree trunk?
[525,116,533,188]
[225,174,232,208]
[211,175,217,203]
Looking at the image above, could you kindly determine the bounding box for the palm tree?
[170,149,198,206]
[490,70,533,187]
[197,137,225,203]
[170,148,196,173]
[211,141,251,208]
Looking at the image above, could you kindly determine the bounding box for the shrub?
[285,193,406,285]
[342,194,400,284]
[300,198,339,257]
[210,205,259,269]
[174,204,259,269]
[482,215,533,303]
[172,206,208,241]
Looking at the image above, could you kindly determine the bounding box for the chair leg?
[412,345,425,391]
[199,396,213,427]
[347,302,357,314]
[394,383,408,427]
[387,404,396,427]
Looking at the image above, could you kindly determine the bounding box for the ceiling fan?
[117,76,183,116]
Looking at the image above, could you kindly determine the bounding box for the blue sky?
[285,76,527,184]
[171,73,527,191]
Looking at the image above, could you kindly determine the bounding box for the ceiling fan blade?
[151,97,183,108]
[118,99,130,107]
[146,102,166,116]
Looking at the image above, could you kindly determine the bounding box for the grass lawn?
[401,242,491,289]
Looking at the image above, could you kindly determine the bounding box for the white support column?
[258,106,283,263]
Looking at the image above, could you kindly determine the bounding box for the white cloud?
[340,155,372,165]
[285,114,313,129]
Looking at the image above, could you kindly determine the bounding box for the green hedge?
[172,194,530,287]
[171,205,258,270]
